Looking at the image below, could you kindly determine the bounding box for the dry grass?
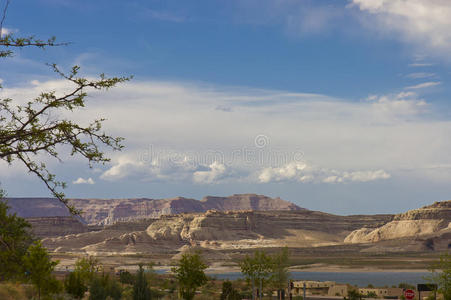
[0,282,34,300]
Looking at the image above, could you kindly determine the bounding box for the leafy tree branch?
[0,1,131,214]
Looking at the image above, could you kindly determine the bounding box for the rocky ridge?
[42,210,392,256]
[7,194,302,225]
[7,196,451,258]
[344,200,451,245]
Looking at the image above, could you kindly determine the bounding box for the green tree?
[74,256,101,285]
[172,252,208,300]
[64,271,87,299]
[0,192,34,281]
[119,270,135,285]
[221,280,242,300]
[89,273,122,300]
[363,291,378,298]
[345,289,362,300]
[240,250,272,300]
[23,240,61,300]
[429,252,451,300]
[133,264,151,300]
[0,1,129,214]
[269,247,290,299]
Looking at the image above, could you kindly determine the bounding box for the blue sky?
[2,0,451,214]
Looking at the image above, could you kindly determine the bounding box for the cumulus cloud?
[367,91,427,117]
[258,162,390,184]
[258,162,313,183]
[100,156,147,180]
[100,154,198,182]
[193,162,227,184]
[101,154,232,184]
[350,0,451,55]
[72,177,95,185]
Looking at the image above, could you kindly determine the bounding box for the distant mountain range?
[6,194,302,225]
[5,195,451,261]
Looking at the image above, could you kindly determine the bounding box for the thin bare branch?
[0,0,10,37]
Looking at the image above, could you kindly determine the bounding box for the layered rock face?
[42,209,391,255]
[200,194,301,211]
[67,197,205,225]
[145,210,391,248]
[6,198,71,218]
[8,194,302,225]
[28,216,89,238]
[11,196,451,257]
[344,200,451,244]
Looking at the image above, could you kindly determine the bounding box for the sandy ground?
[52,253,434,274]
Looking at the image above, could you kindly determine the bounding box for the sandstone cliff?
[28,216,89,238]
[344,200,451,244]
[42,210,391,256]
[12,196,451,258]
[6,197,71,218]
[8,194,303,225]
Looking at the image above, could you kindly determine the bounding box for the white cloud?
[101,154,230,184]
[258,162,390,184]
[408,63,434,67]
[0,27,15,37]
[100,156,147,181]
[193,162,227,184]
[405,81,441,90]
[367,91,427,117]
[406,73,436,79]
[3,78,451,186]
[258,162,313,183]
[72,177,95,185]
[350,0,451,55]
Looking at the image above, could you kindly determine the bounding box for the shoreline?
[152,265,430,274]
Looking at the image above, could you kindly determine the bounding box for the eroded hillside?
[344,200,451,251]
[43,210,391,257]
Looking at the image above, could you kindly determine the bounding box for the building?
[359,288,404,299]
[328,284,349,297]
[290,281,405,299]
[291,281,336,296]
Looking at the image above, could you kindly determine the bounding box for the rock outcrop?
[11,196,451,258]
[7,194,303,225]
[200,194,301,211]
[42,209,391,255]
[28,216,89,238]
[344,200,451,244]
[6,198,71,218]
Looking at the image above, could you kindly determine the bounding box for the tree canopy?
[172,252,208,300]
[23,240,61,300]
[0,192,33,281]
[133,264,152,300]
[269,247,290,292]
[64,271,88,300]
[429,252,451,300]
[240,250,273,300]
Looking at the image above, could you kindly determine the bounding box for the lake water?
[208,272,430,287]
[155,268,430,286]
